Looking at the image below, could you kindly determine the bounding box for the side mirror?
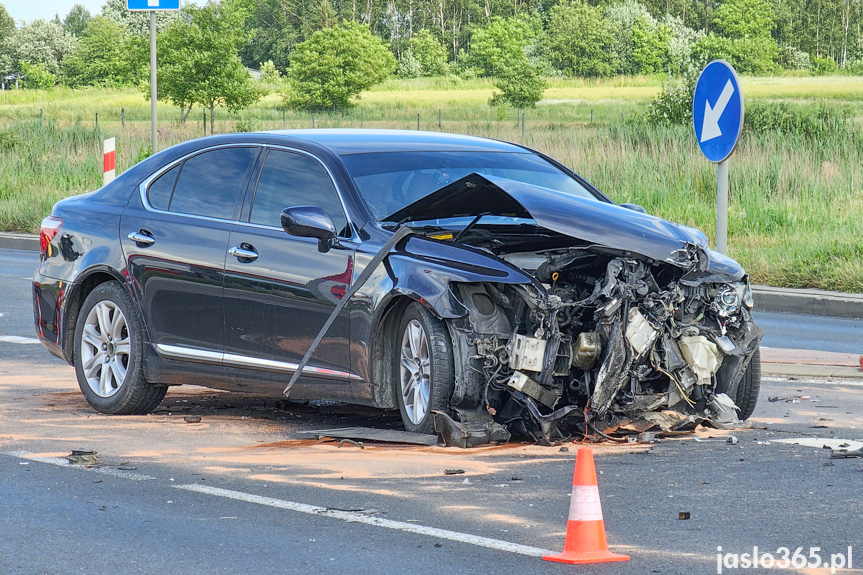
[281,206,338,252]
[620,203,647,214]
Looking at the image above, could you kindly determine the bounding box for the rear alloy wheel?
[74,282,167,415]
[396,302,455,434]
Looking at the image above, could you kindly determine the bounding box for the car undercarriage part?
[445,244,762,445]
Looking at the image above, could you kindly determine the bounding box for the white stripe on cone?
[569,485,604,521]
[103,137,116,186]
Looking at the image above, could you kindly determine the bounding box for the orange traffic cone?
[543,447,630,565]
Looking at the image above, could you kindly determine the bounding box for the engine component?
[625,308,659,356]
[507,371,559,408]
[572,332,601,370]
[509,334,547,371]
[678,335,723,386]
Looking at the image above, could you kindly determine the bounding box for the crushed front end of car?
[386,173,763,444]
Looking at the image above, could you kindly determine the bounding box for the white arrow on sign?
[700,79,734,143]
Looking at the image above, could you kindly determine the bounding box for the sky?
[4,1,108,23]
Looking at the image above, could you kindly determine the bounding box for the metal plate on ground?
[299,427,439,446]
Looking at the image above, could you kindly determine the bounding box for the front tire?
[395,302,455,434]
[74,282,167,415]
[734,347,761,420]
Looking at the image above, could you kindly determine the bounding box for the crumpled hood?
[384,173,744,279]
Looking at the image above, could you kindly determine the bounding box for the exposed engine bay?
[442,245,763,445]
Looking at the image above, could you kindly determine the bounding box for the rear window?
[168,147,257,220]
[147,165,179,211]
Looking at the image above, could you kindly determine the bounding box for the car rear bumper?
[32,272,72,363]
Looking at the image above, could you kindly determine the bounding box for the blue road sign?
[127,0,181,10]
[692,60,743,164]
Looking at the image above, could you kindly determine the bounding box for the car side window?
[250,149,350,236]
[169,147,257,220]
[147,165,179,211]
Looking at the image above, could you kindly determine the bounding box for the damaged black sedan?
[33,130,762,443]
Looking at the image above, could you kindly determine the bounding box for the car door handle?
[228,245,258,261]
[127,230,155,246]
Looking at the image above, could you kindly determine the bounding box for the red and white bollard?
[103,137,116,186]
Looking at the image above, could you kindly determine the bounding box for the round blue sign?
[692,60,744,163]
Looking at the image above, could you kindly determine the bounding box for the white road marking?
[763,375,863,387]
[773,438,863,451]
[177,484,555,557]
[0,335,41,344]
[6,451,155,481]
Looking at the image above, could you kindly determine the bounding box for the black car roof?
[261,129,527,155]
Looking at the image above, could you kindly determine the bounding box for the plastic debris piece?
[184,416,202,423]
[444,469,465,475]
[678,512,691,520]
[67,450,98,465]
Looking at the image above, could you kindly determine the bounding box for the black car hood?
[384,173,744,278]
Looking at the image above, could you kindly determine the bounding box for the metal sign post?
[128,0,181,155]
[692,60,744,255]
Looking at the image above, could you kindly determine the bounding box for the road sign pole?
[149,10,157,154]
[716,159,729,255]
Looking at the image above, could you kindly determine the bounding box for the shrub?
[489,57,546,108]
[811,55,839,75]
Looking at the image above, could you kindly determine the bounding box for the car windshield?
[339,151,597,223]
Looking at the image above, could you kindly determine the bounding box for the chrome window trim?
[155,343,364,382]
[137,142,360,242]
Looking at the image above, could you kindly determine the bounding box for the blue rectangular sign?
[127,0,181,10]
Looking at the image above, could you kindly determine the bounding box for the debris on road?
[337,439,365,449]
[830,447,863,459]
[444,469,465,475]
[67,450,98,465]
[678,512,691,520]
[768,395,810,403]
[184,416,202,424]
[434,412,510,448]
[299,427,438,446]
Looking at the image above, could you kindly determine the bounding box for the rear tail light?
[39,216,63,255]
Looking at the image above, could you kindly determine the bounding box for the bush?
[396,49,422,78]
[285,21,395,110]
[745,102,851,138]
[779,45,810,70]
[410,30,448,76]
[19,62,57,89]
[646,69,697,126]
[811,55,839,75]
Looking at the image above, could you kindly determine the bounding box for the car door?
[223,147,358,386]
[120,145,259,357]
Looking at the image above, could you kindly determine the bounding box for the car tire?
[74,282,167,415]
[734,347,761,421]
[395,302,455,434]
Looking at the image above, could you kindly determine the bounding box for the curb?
[761,363,863,378]
[752,285,863,319]
[0,232,39,252]
[2,232,862,319]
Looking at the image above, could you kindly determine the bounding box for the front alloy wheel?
[395,302,455,434]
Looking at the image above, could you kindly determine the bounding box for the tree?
[63,17,146,87]
[605,0,655,75]
[0,3,14,46]
[707,0,778,73]
[285,21,395,110]
[465,16,540,77]
[489,57,546,108]
[410,29,449,75]
[631,16,671,74]
[63,4,92,37]
[545,1,617,77]
[0,19,77,76]
[158,3,262,130]
[101,0,182,36]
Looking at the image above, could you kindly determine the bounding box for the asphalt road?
[3,247,863,574]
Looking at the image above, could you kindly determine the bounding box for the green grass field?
[2,75,862,292]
